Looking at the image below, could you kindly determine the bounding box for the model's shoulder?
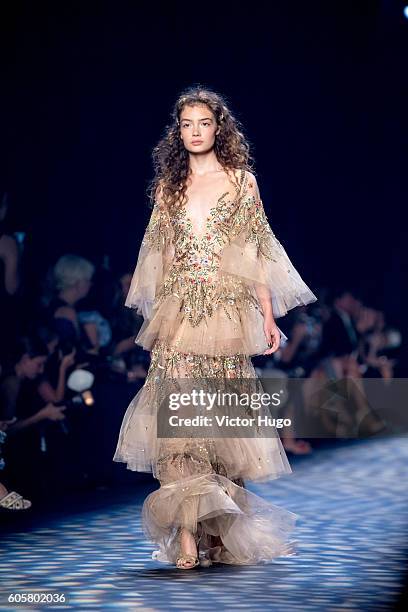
[229,168,257,188]
[245,170,257,187]
[243,169,256,182]
[240,170,259,198]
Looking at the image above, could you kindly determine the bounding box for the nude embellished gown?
[113,168,317,565]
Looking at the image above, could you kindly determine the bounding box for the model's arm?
[241,172,280,353]
[219,170,317,352]
[244,170,317,318]
[244,171,279,310]
[125,182,175,320]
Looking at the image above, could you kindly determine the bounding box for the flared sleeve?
[125,189,175,320]
[219,172,317,318]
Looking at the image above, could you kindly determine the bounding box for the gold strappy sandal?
[0,490,32,511]
[175,525,202,570]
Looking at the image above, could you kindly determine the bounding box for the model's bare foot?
[176,528,199,570]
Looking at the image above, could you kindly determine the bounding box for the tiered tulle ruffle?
[125,193,317,357]
[218,223,318,319]
[143,473,298,565]
[113,343,292,483]
[113,348,298,564]
[133,283,289,357]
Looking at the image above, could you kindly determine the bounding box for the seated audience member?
[0,416,32,510]
[44,254,98,355]
[317,287,362,361]
[356,307,400,379]
[0,336,67,497]
[303,353,386,438]
[275,306,322,455]
[0,336,67,431]
[109,271,148,379]
[35,325,76,403]
[278,306,322,377]
[0,190,21,364]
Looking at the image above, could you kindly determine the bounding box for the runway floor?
[1,436,407,611]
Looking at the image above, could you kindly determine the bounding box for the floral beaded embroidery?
[147,170,264,328]
[135,169,292,328]
[142,201,174,252]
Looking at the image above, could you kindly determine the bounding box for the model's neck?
[188,151,222,176]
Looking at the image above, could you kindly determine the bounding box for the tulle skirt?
[133,273,289,356]
[113,339,298,565]
[144,473,297,565]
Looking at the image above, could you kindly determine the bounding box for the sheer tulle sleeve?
[219,172,317,318]
[125,192,175,320]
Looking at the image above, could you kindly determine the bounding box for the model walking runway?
[113,87,316,568]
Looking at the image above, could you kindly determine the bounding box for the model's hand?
[263,315,281,355]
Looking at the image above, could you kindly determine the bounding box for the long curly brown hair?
[148,85,255,215]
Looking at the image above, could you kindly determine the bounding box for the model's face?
[179,104,220,154]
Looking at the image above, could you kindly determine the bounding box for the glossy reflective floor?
[1,436,407,611]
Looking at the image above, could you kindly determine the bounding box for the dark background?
[1,0,407,331]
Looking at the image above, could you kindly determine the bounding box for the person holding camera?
[0,336,67,500]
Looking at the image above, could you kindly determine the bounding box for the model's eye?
[202,122,210,126]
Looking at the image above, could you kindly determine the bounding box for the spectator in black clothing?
[0,191,21,364]
[109,271,149,379]
[356,308,400,379]
[318,288,362,360]
[0,336,66,427]
[276,306,322,454]
[35,325,76,404]
[0,335,67,500]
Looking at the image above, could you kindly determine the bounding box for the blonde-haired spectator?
[53,254,94,292]
[46,254,100,354]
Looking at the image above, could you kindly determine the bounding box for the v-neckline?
[181,169,246,241]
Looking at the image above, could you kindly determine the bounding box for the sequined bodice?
[151,171,263,328]
[170,189,239,284]
[125,167,316,344]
